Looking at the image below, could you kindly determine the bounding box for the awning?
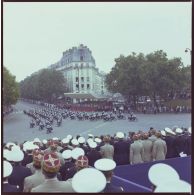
[64,93,107,100]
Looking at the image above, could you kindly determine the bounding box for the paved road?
[3,101,191,143]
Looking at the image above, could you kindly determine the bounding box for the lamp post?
[185,48,192,65]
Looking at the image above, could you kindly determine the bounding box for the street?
[3,100,191,143]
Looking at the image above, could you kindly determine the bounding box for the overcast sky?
[4,2,191,82]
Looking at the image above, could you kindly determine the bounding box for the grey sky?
[4,2,191,82]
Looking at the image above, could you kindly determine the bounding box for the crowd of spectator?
[3,126,191,192]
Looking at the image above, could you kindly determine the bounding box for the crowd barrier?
[112,156,191,192]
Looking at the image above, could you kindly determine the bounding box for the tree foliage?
[105,50,190,106]
[3,66,19,106]
[20,69,67,102]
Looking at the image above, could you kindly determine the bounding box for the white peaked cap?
[4,161,13,178]
[95,138,102,143]
[11,145,21,151]
[62,150,72,159]
[116,132,124,139]
[23,142,39,151]
[94,158,116,171]
[188,127,191,134]
[176,128,183,134]
[62,138,69,144]
[72,168,106,192]
[89,141,97,149]
[78,137,85,144]
[154,180,191,193]
[67,135,73,140]
[9,149,24,162]
[42,139,48,144]
[6,142,16,148]
[164,127,176,135]
[148,163,180,186]
[87,138,94,144]
[52,137,59,140]
[71,139,79,146]
[88,134,94,137]
[3,150,12,161]
[34,138,41,143]
[160,130,166,136]
[72,148,85,160]
[164,127,172,132]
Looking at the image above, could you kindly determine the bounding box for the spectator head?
[150,129,156,136]
[103,136,110,143]
[42,153,61,179]
[94,159,116,182]
[132,134,139,141]
[75,155,89,171]
[32,149,44,169]
[143,133,149,139]
[48,140,58,151]
[155,131,162,138]
[89,142,97,150]
[116,132,124,140]
[62,150,72,161]
[61,138,69,146]
[78,137,86,145]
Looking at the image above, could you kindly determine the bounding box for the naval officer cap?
[88,134,94,138]
[116,132,124,139]
[94,158,116,171]
[42,139,48,144]
[67,135,73,140]
[72,147,85,160]
[71,138,79,146]
[148,163,180,186]
[188,127,191,134]
[33,138,41,143]
[62,138,69,144]
[164,127,176,135]
[4,161,13,178]
[3,149,12,161]
[62,150,72,159]
[95,137,102,143]
[9,149,24,162]
[154,180,191,193]
[78,137,85,144]
[6,142,16,148]
[160,130,166,137]
[87,138,94,144]
[176,128,183,134]
[89,141,97,149]
[72,168,106,192]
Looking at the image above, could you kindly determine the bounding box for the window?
[80,56,83,61]
[76,84,79,88]
[81,84,84,89]
[87,77,90,82]
[87,84,90,89]
[81,77,84,82]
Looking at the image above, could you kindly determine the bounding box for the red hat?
[33,149,44,167]
[42,153,61,173]
[76,155,88,168]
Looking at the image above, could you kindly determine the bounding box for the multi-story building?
[48,44,107,101]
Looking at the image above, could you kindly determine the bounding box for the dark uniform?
[164,135,177,158]
[3,182,20,192]
[21,154,33,166]
[59,161,75,181]
[173,135,186,157]
[8,164,32,191]
[103,183,124,192]
[87,149,102,167]
[114,140,130,165]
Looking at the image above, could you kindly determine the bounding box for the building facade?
[49,44,107,96]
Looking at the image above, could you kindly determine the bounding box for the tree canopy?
[20,69,67,102]
[3,66,19,106]
[105,50,190,107]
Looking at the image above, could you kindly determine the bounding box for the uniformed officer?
[100,136,114,159]
[152,131,167,161]
[130,134,144,164]
[3,161,19,192]
[94,158,124,192]
[31,152,74,192]
[8,148,32,192]
[114,132,130,165]
[23,149,45,192]
[87,142,101,167]
[59,150,75,181]
[78,137,89,154]
[72,167,106,192]
[142,133,153,162]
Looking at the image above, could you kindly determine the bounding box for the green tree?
[3,66,19,106]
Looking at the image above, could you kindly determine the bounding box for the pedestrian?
[100,136,114,159]
[23,149,45,192]
[94,158,124,192]
[31,152,74,192]
[142,133,153,162]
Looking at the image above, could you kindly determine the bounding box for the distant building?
[48,44,107,102]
